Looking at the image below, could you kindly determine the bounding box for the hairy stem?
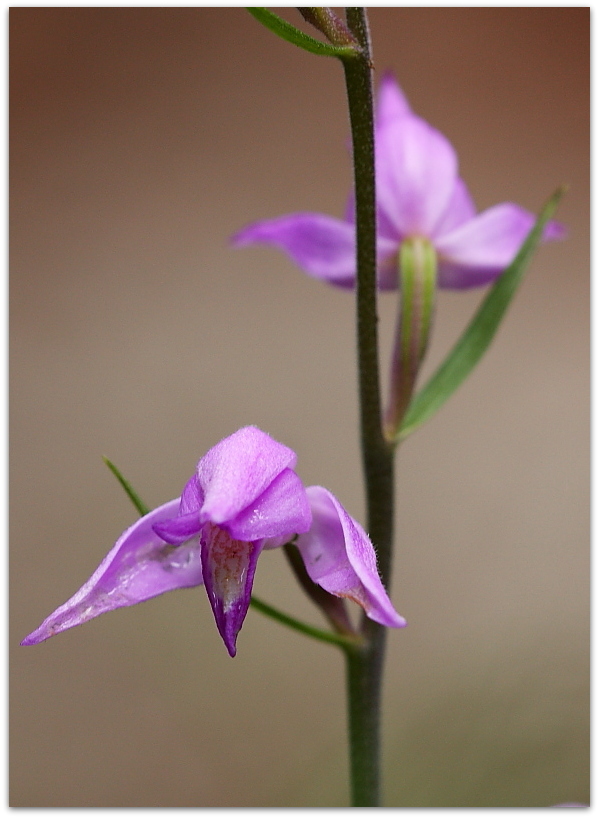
[342,7,395,807]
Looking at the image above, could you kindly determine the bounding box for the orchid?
[22,426,405,657]
[233,73,564,291]
[18,7,579,806]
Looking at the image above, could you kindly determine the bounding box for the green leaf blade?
[247,8,360,60]
[399,187,565,441]
[103,456,150,517]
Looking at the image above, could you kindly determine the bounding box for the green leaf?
[398,187,565,441]
[103,456,150,517]
[247,8,361,60]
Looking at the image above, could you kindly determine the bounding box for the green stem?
[249,595,363,650]
[343,7,395,807]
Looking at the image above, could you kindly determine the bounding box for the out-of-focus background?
[10,7,589,807]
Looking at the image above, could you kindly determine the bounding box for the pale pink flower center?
[202,523,254,612]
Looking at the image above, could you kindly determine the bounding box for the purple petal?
[227,468,312,542]
[197,426,298,527]
[430,177,477,238]
[232,213,357,287]
[435,202,565,289]
[153,510,202,545]
[21,500,203,646]
[296,487,406,628]
[152,475,205,543]
[375,72,412,129]
[180,473,204,514]
[200,522,262,657]
[375,114,458,238]
[344,189,400,246]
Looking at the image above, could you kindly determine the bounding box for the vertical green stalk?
[343,7,395,807]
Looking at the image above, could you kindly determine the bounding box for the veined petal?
[375,71,412,129]
[296,487,406,628]
[201,523,261,657]
[232,213,357,287]
[197,426,297,526]
[227,468,311,542]
[376,114,458,238]
[435,202,565,289]
[21,499,202,646]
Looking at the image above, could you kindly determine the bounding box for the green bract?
[399,187,565,441]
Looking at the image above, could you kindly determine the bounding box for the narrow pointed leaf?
[247,8,361,60]
[103,456,150,517]
[399,187,565,441]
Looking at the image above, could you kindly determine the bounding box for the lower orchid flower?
[232,73,564,290]
[22,426,405,656]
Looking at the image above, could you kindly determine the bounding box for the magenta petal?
[180,473,204,514]
[197,426,298,526]
[200,523,262,657]
[375,72,412,129]
[296,487,406,628]
[344,190,398,243]
[153,510,202,545]
[232,213,357,287]
[21,500,203,646]
[431,177,477,238]
[227,468,312,542]
[435,202,565,288]
[376,114,458,238]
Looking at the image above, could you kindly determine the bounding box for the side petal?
[21,499,203,646]
[152,474,206,543]
[200,523,262,657]
[197,426,298,527]
[375,114,458,239]
[180,473,204,514]
[232,213,357,287]
[435,202,566,289]
[227,468,312,542]
[296,487,406,628]
[153,510,202,545]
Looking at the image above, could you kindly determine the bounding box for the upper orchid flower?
[232,73,564,290]
[22,427,405,656]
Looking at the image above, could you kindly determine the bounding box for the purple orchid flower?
[22,427,405,656]
[232,73,564,290]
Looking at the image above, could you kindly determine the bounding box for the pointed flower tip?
[229,225,253,248]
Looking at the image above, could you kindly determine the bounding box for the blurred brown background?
[10,7,589,807]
